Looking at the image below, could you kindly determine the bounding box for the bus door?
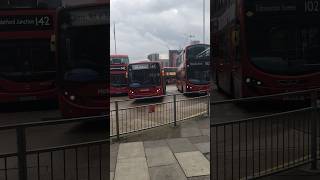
[231,23,242,98]
[216,28,234,95]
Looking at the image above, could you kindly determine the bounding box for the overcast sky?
[110,0,210,62]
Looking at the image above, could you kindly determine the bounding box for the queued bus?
[110,64,128,96]
[0,0,61,103]
[128,61,166,99]
[163,67,177,84]
[176,44,210,94]
[212,0,320,99]
[110,54,129,96]
[56,2,108,117]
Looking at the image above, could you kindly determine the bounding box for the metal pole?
[311,91,318,170]
[173,95,177,126]
[115,101,120,141]
[207,93,210,117]
[114,22,117,54]
[203,0,205,44]
[17,127,27,180]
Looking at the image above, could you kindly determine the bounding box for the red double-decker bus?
[176,44,210,94]
[0,0,61,103]
[213,0,320,99]
[110,54,129,96]
[110,64,128,96]
[56,2,108,117]
[128,61,166,99]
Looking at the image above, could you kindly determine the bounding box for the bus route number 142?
[35,16,50,26]
[305,0,319,12]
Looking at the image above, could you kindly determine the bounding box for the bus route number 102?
[35,16,50,26]
[305,0,319,12]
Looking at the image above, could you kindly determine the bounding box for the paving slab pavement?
[181,127,202,137]
[114,157,150,180]
[187,176,210,180]
[117,142,145,159]
[149,164,187,180]
[145,146,176,167]
[175,151,210,177]
[194,142,210,154]
[111,117,210,180]
[167,138,198,153]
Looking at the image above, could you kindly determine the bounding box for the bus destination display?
[189,62,210,66]
[249,0,320,15]
[0,15,53,31]
[131,64,158,70]
[68,8,108,27]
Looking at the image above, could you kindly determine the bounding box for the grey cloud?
[111,0,210,62]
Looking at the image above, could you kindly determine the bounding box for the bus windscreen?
[186,45,210,85]
[247,23,320,75]
[0,0,61,8]
[111,57,129,64]
[128,63,161,88]
[61,26,107,83]
[0,39,55,82]
[59,6,108,83]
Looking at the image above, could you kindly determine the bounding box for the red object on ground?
[148,105,156,113]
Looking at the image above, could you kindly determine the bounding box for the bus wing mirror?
[50,34,56,52]
[231,30,239,47]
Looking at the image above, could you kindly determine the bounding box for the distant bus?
[110,54,129,96]
[0,0,61,103]
[110,64,128,96]
[163,67,177,84]
[128,61,166,99]
[176,44,210,94]
[56,3,108,117]
[213,0,320,99]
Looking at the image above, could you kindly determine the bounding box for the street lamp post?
[113,21,117,54]
[203,0,205,44]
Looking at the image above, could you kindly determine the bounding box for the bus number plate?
[19,96,37,101]
[140,89,149,92]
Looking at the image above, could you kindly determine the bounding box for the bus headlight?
[70,95,76,101]
[64,91,69,96]
[256,81,262,86]
[245,77,263,86]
